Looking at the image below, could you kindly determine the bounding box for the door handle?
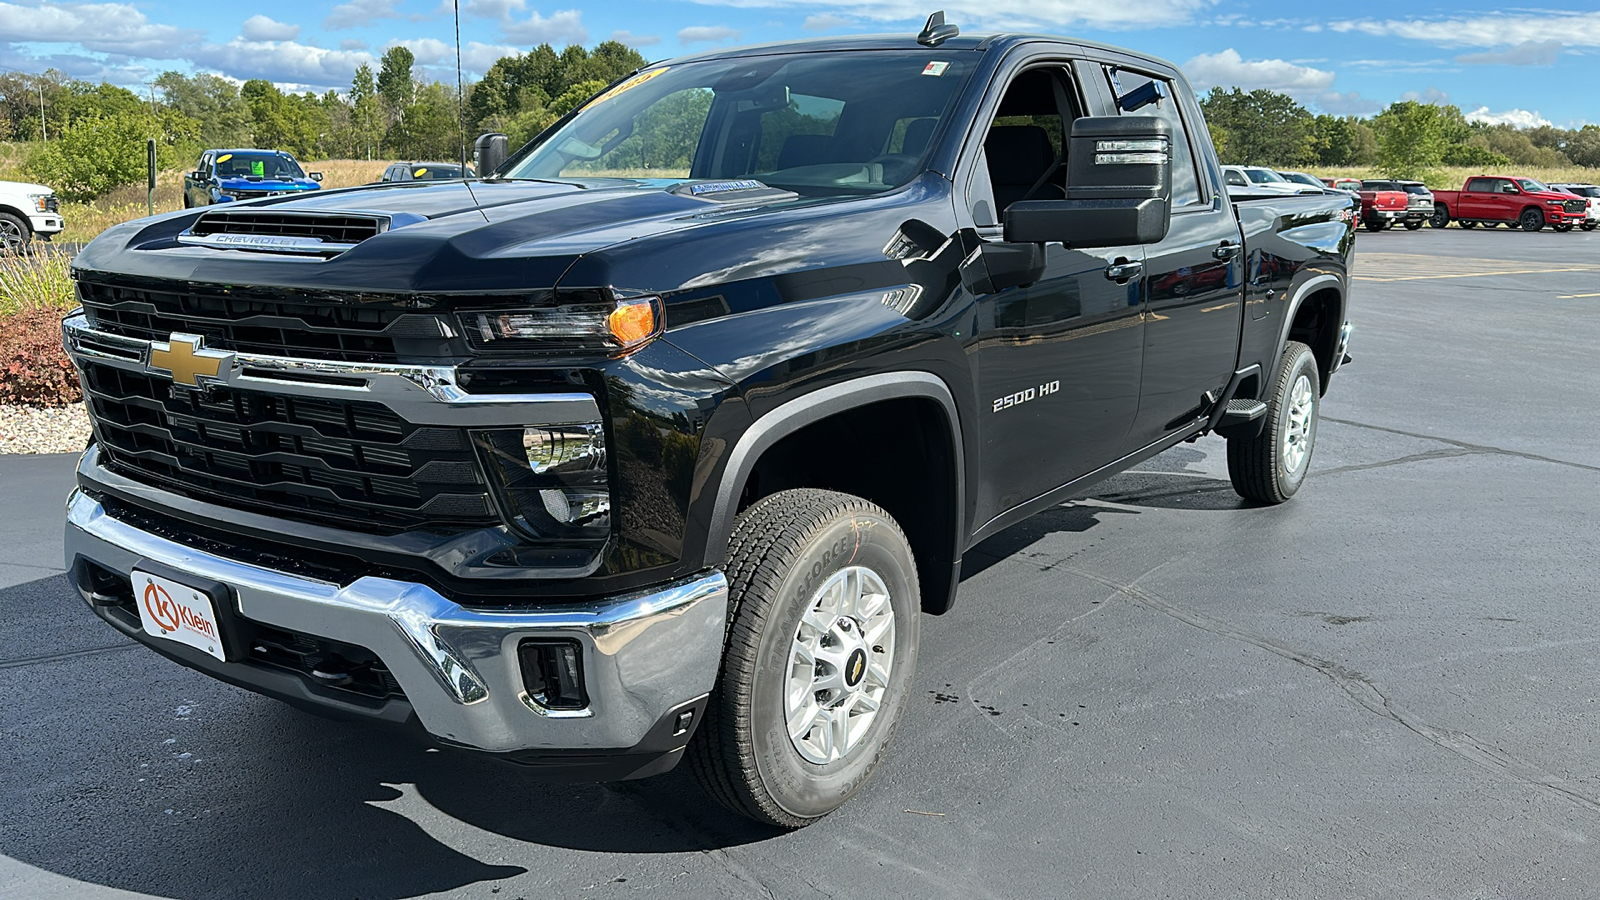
[1213,242,1242,261]
[1104,261,1143,282]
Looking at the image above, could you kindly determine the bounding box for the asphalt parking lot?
[3,224,1599,899]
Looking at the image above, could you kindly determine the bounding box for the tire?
[1429,205,1450,228]
[0,212,28,255]
[1461,221,1477,229]
[1403,220,1423,231]
[1227,341,1321,505]
[183,192,193,209]
[1519,208,1544,232]
[1554,224,1573,233]
[1583,223,1597,232]
[1363,219,1384,233]
[691,488,921,828]
[1484,222,1499,228]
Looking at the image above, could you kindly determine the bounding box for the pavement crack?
[1323,417,1600,474]
[1053,563,1600,815]
[1311,447,1480,477]
[0,642,137,669]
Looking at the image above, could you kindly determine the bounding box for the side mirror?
[1003,115,1172,248]
[1501,184,1518,193]
[309,172,323,182]
[475,132,510,177]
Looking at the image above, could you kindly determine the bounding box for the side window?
[1465,178,1490,192]
[1225,169,1247,187]
[1103,67,1203,208]
[968,66,1078,226]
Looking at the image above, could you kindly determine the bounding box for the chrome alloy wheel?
[0,218,24,255]
[1282,373,1315,475]
[785,565,896,765]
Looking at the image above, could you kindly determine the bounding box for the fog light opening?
[518,639,589,711]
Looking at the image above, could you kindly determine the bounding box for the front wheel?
[1520,209,1544,232]
[691,489,920,828]
[1227,341,1321,504]
[0,212,28,255]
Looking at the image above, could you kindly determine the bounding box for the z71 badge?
[993,380,1060,412]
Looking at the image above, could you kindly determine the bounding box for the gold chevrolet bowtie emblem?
[148,334,230,387]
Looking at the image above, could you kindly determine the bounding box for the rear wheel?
[1363,219,1384,232]
[1227,341,1320,505]
[1553,223,1573,233]
[1520,209,1544,232]
[691,489,921,828]
[1429,205,1450,228]
[1403,220,1423,231]
[1583,223,1598,232]
[0,212,28,255]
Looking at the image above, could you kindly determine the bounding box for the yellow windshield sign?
[216,153,232,163]
[592,68,668,106]
[414,168,428,177]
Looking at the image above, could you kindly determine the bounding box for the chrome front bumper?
[64,489,729,754]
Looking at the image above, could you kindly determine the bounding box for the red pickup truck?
[1430,175,1589,232]
[1358,180,1416,232]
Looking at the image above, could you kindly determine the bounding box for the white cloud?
[1465,106,1552,129]
[502,9,587,44]
[240,15,301,42]
[189,39,375,88]
[1455,40,1562,67]
[1182,48,1335,96]
[323,0,402,30]
[610,30,661,47]
[1399,87,1450,105]
[1329,12,1600,49]
[683,0,1218,31]
[678,25,740,45]
[392,37,521,72]
[802,13,853,30]
[0,0,198,56]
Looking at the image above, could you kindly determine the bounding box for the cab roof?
[659,32,1177,74]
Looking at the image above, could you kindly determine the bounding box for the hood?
[73,178,819,296]
[1,180,53,194]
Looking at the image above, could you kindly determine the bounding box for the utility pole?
[39,82,46,143]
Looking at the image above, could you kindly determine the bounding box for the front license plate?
[132,569,227,661]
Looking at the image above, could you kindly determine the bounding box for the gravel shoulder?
[0,402,90,454]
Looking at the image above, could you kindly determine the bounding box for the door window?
[967,65,1078,226]
[1103,67,1204,208]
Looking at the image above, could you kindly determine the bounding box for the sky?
[0,0,1595,128]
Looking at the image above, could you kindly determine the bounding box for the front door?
[964,63,1146,523]
[1095,65,1245,445]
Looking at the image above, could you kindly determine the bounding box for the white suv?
[0,180,65,252]
[1221,165,1321,195]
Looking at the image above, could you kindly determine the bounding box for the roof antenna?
[917,11,959,47]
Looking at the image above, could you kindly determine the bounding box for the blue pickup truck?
[182,149,322,207]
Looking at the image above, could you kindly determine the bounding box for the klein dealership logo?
[147,334,233,388]
[141,580,218,641]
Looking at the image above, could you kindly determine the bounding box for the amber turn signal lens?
[607,298,657,346]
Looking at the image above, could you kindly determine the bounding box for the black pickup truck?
[61,19,1354,828]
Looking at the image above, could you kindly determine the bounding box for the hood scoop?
[178,209,420,257]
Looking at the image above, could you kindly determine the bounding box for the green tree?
[1372,101,1448,181]
[397,81,462,160]
[1199,87,1317,166]
[155,72,251,149]
[349,64,383,159]
[1312,115,1377,167]
[376,45,416,139]
[25,112,182,200]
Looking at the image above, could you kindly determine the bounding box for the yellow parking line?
[1558,292,1600,299]
[1356,266,1600,283]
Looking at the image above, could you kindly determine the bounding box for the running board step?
[1217,399,1268,426]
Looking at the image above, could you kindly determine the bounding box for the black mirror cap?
[1004,197,1170,248]
[309,172,323,182]
[474,132,510,177]
[1064,115,1173,203]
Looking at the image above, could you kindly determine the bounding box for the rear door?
[1094,62,1245,446]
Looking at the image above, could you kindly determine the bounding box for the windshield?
[1362,180,1399,191]
[1400,183,1430,194]
[213,152,305,181]
[411,164,472,180]
[1279,172,1317,186]
[502,51,975,196]
[1245,169,1287,184]
[1516,178,1550,193]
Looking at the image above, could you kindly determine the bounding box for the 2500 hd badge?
[61,13,1353,828]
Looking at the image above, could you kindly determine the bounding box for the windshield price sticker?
[134,569,226,662]
[593,68,669,106]
[922,61,950,76]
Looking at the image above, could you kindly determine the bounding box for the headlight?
[1545,199,1563,205]
[26,193,48,213]
[474,424,610,542]
[464,295,660,352]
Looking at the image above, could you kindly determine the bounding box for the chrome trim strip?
[176,233,363,254]
[64,489,730,751]
[62,313,600,427]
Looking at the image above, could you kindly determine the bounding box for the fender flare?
[1272,272,1343,385]
[703,371,966,570]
